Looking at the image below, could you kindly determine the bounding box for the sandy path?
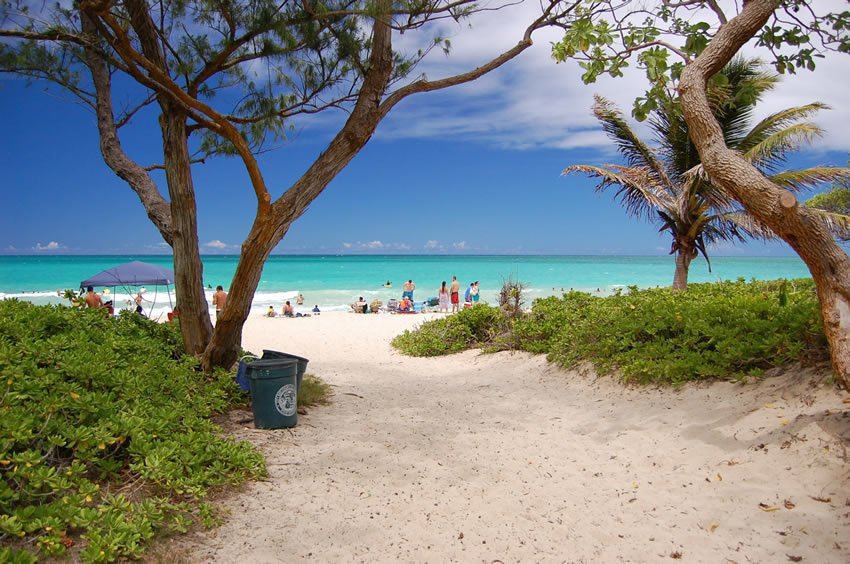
[174,313,850,563]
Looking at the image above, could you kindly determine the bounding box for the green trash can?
[261,350,309,392]
[246,358,299,429]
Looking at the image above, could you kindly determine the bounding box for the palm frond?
[591,95,673,187]
[737,103,828,156]
[807,208,850,241]
[769,167,850,193]
[563,164,675,221]
[744,123,825,172]
[710,211,778,240]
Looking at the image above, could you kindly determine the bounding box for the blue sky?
[1,2,848,256]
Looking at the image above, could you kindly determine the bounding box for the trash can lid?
[261,349,309,363]
[246,358,300,369]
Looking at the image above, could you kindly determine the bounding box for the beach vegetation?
[394,279,827,385]
[550,0,850,388]
[392,305,507,356]
[0,1,593,373]
[806,159,850,240]
[564,58,850,290]
[498,276,527,319]
[297,375,333,408]
[0,300,265,562]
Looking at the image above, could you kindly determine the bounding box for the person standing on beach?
[296,293,304,305]
[84,286,103,309]
[134,289,147,315]
[449,276,460,313]
[471,281,480,304]
[438,281,449,313]
[464,282,473,306]
[402,279,416,300]
[212,285,227,319]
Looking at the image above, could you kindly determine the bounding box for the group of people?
[267,298,319,318]
[83,285,146,317]
[435,276,479,314]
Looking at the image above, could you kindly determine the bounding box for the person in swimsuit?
[402,279,415,300]
[438,281,449,313]
[449,276,460,313]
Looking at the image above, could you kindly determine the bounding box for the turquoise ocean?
[0,254,812,318]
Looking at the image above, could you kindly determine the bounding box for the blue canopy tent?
[80,261,175,317]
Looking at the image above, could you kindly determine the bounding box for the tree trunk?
[80,12,173,243]
[672,250,693,290]
[160,105,213,355]
[679,0,850,387]
[203,220,286,370]
[201,0,398,371]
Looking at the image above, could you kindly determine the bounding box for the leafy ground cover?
[393,279,828,384]
[0,301,266,562]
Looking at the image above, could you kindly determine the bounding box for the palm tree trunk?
[672,251,693,290]
[679,0,850,388]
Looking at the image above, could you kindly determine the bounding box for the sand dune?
[173,312,850,562]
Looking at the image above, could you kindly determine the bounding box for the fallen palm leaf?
[759,503,780,512]
[810,495,831,503]
[784,499,795,509]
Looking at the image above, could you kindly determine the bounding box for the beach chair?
[386,298,399,312]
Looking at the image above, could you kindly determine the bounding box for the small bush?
[392,305,506,356]
[298,374,332,407]
[518,279,826,384]
[0,300,266,562]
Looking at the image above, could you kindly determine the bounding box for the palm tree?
[565,58,850,289]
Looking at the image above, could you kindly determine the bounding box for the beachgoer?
[212,285,227,319]
[402,279,415,300]
[383,280,392,287]
[134,289,147,315]
[282,301,294,317]
[449,276,460,313]
[471,281,480,303]
[398,296,413,311]
[438,281,449,313]
[296,293,304,305]
[84,286,103,309]
[267,306,277,318]
[354,296,368,313]
[312,305,321,315]
[464,283,473,304]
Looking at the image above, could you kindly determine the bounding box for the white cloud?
[144,242,170,250]
[205,239,232,249]
[33,241,61,251]
[453,241,467,250]
[343,240,412,251]
[377,2,850,153]
[424,240,441,249]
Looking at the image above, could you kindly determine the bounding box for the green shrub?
[519,279,825,384]
[298,374,332,407]
[392,304,506,356]
[392,279,827,384]
[0,300,266,562]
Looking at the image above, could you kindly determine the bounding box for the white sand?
[174,312,850,562]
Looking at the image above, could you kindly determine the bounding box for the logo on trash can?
[274,384,297,417]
